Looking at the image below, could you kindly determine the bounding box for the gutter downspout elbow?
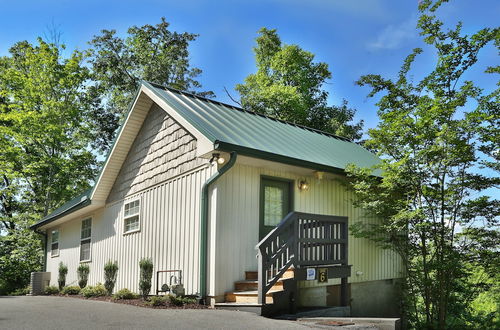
[200,151,237,303]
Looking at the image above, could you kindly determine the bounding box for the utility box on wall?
[30,272,51,295]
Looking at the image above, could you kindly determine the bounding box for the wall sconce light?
[210,153,226,165]
[298,180,310,191]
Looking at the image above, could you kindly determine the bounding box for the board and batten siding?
[107,103,205,203]
[212,163,403,297]
[46,100,214,294]
[45,164,214,295]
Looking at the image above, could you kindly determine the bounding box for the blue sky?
[0,1,498,200]
[1,0,498,129]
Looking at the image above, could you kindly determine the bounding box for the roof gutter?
[199,151,237,301]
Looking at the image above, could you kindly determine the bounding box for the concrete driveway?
[0,296,308,330]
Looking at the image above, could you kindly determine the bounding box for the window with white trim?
[51,229,59,257]
[124,199,140,233]
[80,218,92,261]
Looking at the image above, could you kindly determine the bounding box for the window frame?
[50,229,60,257]
[79,217,92,262]
[123,198,141,234]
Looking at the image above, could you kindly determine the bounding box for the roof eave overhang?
[30,199,91,230]
[214,141,346,175]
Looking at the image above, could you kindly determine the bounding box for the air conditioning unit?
[30,272,51,295]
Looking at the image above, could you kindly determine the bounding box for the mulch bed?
[55,294,208,310]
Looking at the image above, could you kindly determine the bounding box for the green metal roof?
[31,189,92,229]
[32,81,379,229]
[145,81,380,173]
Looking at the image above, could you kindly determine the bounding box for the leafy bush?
[169,295,197,306]
[77,264,90,288]
[139,258,153,299]
[61,286,81,295]
[147,295,168,306]
[0,217,43,295]
[104,260,118,295]
[8,286,30,296]
[58,262,68,290]
[44,285,59,295]
[113,288,139,300]
[81,283,107,298]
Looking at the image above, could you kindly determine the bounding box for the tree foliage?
[0,39,97,222]
[87,17,214,149]
[0,215,42,294]
[347,1,499,329]
[236,28,363,140]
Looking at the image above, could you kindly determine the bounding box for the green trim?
[259,176,294,240]
[215,141,346,176]
[199,151,237,300]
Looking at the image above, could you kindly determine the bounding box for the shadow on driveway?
[0,296,308,330]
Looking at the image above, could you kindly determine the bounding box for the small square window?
[124,199,140,234]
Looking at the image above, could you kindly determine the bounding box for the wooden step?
[235,279,284,291]
[245,268,295,281]
[245,271,258,280]
[225,290,281,304]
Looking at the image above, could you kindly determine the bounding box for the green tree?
[0,215,42,294]
[346,1,499,329]
[0,39,97,220]
[236,28,363,140]
[88,17,214,149]
[0,39,99,293]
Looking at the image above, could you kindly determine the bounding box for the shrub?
[58,262,68,290]
[77,264,90,288]
[147,295,168,306]
[139,258,153,299]
[113,288,139,300]
[169,295,197,306]
[8,286,30,296]
[44,285,59,295]
[104,260,118,295]
[61,286,81,295]
[81,283,107,298]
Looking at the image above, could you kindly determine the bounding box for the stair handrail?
[255,211,298,305]
[255,212,349,305]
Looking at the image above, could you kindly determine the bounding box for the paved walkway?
[0,296,309,330]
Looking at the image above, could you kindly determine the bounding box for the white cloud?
[367,14,418,50]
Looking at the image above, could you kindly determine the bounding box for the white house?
[31,81,403,317]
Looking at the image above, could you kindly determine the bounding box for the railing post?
[340,218,349,306]
[257,248,265,305]
[340,277,348,306]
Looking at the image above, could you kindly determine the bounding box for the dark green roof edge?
[214,141,346,175]
[30,188,92,230]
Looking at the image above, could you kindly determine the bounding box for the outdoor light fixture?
[298,180,310,191]
[210,153,225,165]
